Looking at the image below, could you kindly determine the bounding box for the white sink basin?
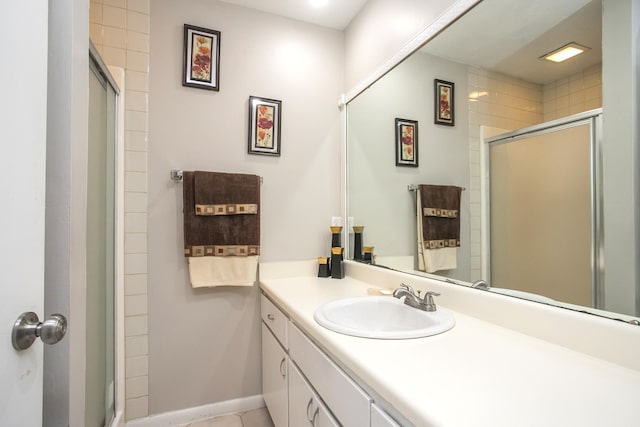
[314,296,455,339]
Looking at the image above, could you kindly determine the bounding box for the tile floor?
[180,407,274,427]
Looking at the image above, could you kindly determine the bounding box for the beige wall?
[147,0,343,415]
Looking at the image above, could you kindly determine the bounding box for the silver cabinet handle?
[310,407,320,426]
[306,398,314,422]
[266,314,275,321]
[12,312,67,350]
[279,357,286,378]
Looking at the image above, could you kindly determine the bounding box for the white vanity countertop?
[260,272,640,427]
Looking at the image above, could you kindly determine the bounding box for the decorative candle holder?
[330,247,345,279]
[353,226,364,261]
[317,257,330,278]
[363,246,374,264]
[330,226,342,248]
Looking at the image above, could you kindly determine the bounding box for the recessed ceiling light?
[541,42,590,63]
[310,0,328,7]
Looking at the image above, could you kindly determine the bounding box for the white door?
[0,1,49,426]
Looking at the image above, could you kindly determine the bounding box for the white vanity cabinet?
[288,323,372,426]
[371,403,402,427]
[261,296,288,427]
[261,293,403,427]
[288,360,339,427]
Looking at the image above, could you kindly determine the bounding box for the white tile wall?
[543,64,602,121]
[126,355,149,378]
[467,68,544,280]
[126,375,149,399]
[90,0,150,420]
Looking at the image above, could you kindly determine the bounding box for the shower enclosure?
[87,46,118,427]
[483,109,603,309]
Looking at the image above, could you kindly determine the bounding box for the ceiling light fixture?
[541,42,590,63]
[309,0,328,7]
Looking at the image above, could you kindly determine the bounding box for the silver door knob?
[12,312,67,350]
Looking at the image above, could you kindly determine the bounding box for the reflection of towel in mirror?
[182,171,260,287]
[416,185,462,273]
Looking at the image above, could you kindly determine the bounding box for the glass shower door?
[87,56,117,427]
[488,121,594,307]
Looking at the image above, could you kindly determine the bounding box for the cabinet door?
[288,361,339,427]
[371,403,401,427]
[262,324,288,427]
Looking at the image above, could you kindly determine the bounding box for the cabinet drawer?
[261,294,288,349]
[262,325,288,427]
[371,403,401,427]
[289,361,339,427]
[289,323,371,426]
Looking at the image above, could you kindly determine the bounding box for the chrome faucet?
[471,279,491,290]
[392,283,440,312]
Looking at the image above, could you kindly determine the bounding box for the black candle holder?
[363,246,374,264]
[330,247,345,279]
[330,226,342,247]
[353,226,364,260]
[317,257,330,278]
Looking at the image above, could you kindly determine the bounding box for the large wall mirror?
[346,0,640,322]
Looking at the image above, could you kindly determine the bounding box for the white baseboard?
[125,395,265,427]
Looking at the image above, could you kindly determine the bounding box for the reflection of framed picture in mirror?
[248,96,282,156]
[434,79,455,126]
[395,118,418,167]
[183,24,221,91]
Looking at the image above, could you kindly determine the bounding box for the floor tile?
[241,407,274,427]
[185,414,243,427]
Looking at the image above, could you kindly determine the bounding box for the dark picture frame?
[434,79,455,126]
[395,118,418,167]
[183,24,221,91]
[248,96,282,156]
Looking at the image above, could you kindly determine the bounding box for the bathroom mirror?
[346,0,640,321]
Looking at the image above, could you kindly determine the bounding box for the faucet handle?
[400,283,416,295]
[422,291,440,312]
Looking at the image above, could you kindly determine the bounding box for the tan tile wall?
[467,68,544,280]
[543,64,602,121]
[90,0,150,421]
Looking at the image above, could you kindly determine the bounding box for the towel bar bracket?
[408,184,465,191]
[170,169,263,184]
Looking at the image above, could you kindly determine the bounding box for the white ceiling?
[421,0,602,84]
[218,0,369,30]
[218,0,602,85]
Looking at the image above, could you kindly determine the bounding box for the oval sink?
[314,296,455,339]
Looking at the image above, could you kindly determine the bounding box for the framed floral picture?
[395,118,418,167]
[183,24,221,91]
[434,79,455,126]
[248,96,282,156]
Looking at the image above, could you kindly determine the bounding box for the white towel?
[417,191,457,273]
[188,256,258,288]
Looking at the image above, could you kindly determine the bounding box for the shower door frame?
[482,108,604,309]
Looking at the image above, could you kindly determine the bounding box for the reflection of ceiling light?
[468,90,488,101]
[310,0,328,7]
[541,42,590,63]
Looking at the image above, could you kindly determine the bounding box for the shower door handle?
[11,312,68,350]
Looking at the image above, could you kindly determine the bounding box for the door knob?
[11,312,67,350]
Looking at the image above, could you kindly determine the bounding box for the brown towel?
[183,171,260,257]
[418,185,462,249]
